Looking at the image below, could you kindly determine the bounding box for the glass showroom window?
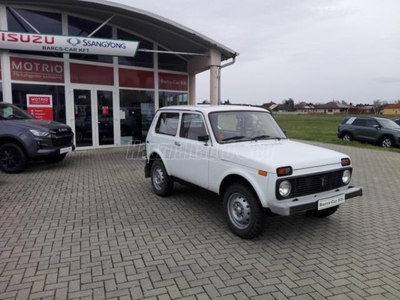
[12,84,66,124]
[118,29,153,69]
[68,16,113,64]
[159,92,188,108]
[7,8,63,58]
[158,46,187,72]
[119,90,155,145]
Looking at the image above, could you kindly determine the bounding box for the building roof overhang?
[1,0,238,62]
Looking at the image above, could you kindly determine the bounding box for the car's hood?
[216,139,345,173]
[2,119,70,131]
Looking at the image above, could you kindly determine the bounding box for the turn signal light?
[277,166,292,177]
[341,158,351,166]
[258,170,268,177]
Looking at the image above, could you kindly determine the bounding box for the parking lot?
[0,142,399,300]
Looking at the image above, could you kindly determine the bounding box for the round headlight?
[279,180,292,198]
[342,170,351,184]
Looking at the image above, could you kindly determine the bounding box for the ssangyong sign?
[0,31,140,57]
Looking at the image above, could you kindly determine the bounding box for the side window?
[155,112,179,136]
[353,118,366,126]
[179,113,207,141]
[365,120,378,128]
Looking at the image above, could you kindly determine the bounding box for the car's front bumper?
[268,186,363,216]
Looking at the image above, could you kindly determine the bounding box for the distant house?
[294,102,315,113]
[314,101,349,114]
[348,105,374,114]
[382,104,400,115]
[261,102,277,111]
[272,104,295,113]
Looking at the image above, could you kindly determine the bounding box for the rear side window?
[353,118,366,126]
[179,113,207,141]
[155,112,179,136]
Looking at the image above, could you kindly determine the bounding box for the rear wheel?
[380,136,393,148]
[342,133,352,142]
[307,206,339,217]
[223,183,266,239]
[0,143,28,173]
[151,160,174,197]
[44,153,67,164]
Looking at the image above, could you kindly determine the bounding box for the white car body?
[145,105,362,238]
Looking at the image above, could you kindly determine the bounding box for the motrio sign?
[0,31,140,57]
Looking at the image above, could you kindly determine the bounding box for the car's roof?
[158,105,269,114]
[349,116,391,121]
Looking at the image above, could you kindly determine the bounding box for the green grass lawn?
[273,114,400,153]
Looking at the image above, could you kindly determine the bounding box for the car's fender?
[209,159,271,207]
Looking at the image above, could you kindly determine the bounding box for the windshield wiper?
[251,135,281,141]
[221,135,246,142]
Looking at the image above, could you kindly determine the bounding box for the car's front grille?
[293,170,343,197]
[276,169,347,199]
[50,128,73,147]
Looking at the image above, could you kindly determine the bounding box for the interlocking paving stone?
[0,143,399,299]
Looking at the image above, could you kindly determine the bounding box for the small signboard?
[27,94,53,121]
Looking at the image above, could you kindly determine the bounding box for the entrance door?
[73,88,115,148]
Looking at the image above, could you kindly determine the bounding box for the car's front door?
[173,112,210,189]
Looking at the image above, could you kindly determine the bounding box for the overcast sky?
[112,0,399,105]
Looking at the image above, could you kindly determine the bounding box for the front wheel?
[223,183,266,239]
[307,205,339,217]
[380,137,393,148]
[44,153,67,164]
[0,143,28,173]
[151,160,174,197]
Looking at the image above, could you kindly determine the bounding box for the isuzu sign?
[0,31,140,57]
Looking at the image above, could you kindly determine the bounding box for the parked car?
[338,116,400,148]
[144,105,363,239]
[0,102,75,173]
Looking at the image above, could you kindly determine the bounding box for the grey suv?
[0,102,75,173]
[337,116,400,148]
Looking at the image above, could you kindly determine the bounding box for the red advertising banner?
[159,73,188,91]
[10,57,64,83]
[70,63,114,85]
[119,68,154,89]
[27,94,53,121]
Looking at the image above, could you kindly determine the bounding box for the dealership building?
[0,0,237,149]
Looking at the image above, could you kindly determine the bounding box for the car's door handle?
[174,141,181,147]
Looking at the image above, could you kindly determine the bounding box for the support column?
[189,74,196,105]
[210,66,218,105]
[209,48,221,106]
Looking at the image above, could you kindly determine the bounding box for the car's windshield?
[209,111,286,143]
[378,119,400,129]
[0,103,33,120]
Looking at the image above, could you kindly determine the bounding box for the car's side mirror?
[373,125,380,130]
[198,135,209,142]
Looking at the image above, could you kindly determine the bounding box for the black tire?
[150,160,174,197]
[44,153,67,164]
[0,143,28,174]
[342,133,352,142]
[380,136,393,148]
[223,183,266,239]
[307,205,339,218]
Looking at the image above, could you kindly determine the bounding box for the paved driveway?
[0,143,399,300]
